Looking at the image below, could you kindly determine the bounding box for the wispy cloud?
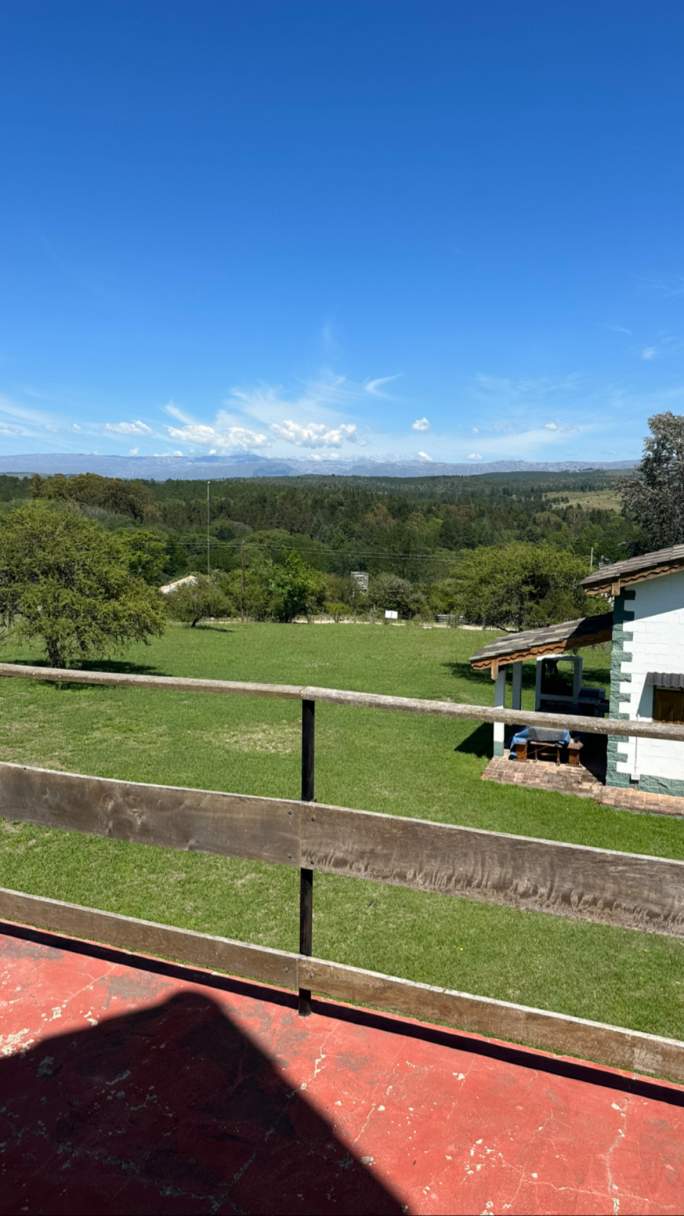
[473,373,584,402]
[225,373,356,425]
[411,417,430,432]
[320,321,342,359]
[163,377,364,452]
[417,450,432,462]
[604,323,633,336]
[364,374,401,399]
[0,394,59,431]
[641,346,657,361]
[104,419,153,435]
[642,275,684,298]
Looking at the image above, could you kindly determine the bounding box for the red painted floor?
[0,928,681,1216]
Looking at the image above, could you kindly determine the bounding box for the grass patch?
[0,622,681,1040]
[544,488,621,510]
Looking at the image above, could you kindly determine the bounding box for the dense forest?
[8,469,634,574]
[0,468,638,629]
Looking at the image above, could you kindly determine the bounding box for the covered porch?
[469,613,613,768]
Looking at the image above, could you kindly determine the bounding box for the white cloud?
[605,324,633,336]
[227,374,355,424]
[417,450,432,462]
[0,421,29,436]
[271,420,357,448]
[104,419,153,435]
[129,447,139,456]
[467,452,482,461]
[364,374,401,399]
[164,401,194,424]
[166,418,268,450]
[0,393,67,441]
[473,373,585,406]
[544,420,559,430]
[641,346,657,361]
[411,417,430,432]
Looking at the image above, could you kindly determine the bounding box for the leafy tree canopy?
[165,576,232,627]
[446,543,594,630]
[117,528,173,585]
[0,502,165,667]
[621,412,684,550]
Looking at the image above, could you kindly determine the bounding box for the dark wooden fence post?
[298,698,315,1015]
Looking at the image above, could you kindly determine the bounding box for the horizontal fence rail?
[0,661,683,1081]
[1,887,682,1084]
[1,763,682,937]
[2,662,684,742]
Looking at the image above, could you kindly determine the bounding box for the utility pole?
[589,545,594,571]
[206,481,211,576]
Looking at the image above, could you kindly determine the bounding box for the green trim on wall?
[606,591,634,788]
[639,773,684,798]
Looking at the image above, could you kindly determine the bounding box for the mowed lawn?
[0,621,681,1045]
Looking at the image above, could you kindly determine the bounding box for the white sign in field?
[384,609,399,621]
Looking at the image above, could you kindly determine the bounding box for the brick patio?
[483,754,684,816]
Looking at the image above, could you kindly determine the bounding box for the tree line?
[0,412,681,664]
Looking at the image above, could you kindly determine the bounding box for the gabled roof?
[582,543,684,594]
[469,612,614,672]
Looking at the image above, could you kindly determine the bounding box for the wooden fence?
[0,662,682,1082]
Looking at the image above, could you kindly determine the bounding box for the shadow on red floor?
[0,978,402,1214]
[0,926,682,1216]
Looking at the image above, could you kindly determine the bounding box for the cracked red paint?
[0,929,681,1215]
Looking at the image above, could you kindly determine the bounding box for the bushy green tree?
[0,502,165,667]
[449,543,591,630]
[32,472,154,523]
[222,550,325,621]
[622,412,684,549]
[165,576,233,627]
[368,572,426,619]
[117,529,172,585]
[266,551,326,622]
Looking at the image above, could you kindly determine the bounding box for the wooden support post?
[298,698,315,1015]
[511,661,523,711]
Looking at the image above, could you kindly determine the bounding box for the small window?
[653,688,684,723]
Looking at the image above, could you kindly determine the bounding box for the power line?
[166,537,461,563]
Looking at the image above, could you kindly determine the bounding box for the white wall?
[615,571,684,781]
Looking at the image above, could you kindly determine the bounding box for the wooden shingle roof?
[582,543,684,593]
[469,612,614,672]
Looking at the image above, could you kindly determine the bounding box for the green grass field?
[544,488,621,511]
[0,622,681,1042]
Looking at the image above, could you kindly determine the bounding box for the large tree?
[621,412,684,550]
[0,503,165,667]
[446,542,592,630]
[165,576,232,627]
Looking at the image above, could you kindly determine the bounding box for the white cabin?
[470,542,684,797]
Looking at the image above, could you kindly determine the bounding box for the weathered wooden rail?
[0,662,682,1082]
[3,661,684,740]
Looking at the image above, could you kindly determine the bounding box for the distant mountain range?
[0,452,637,480]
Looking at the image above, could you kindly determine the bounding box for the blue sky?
[2,1,684,465]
